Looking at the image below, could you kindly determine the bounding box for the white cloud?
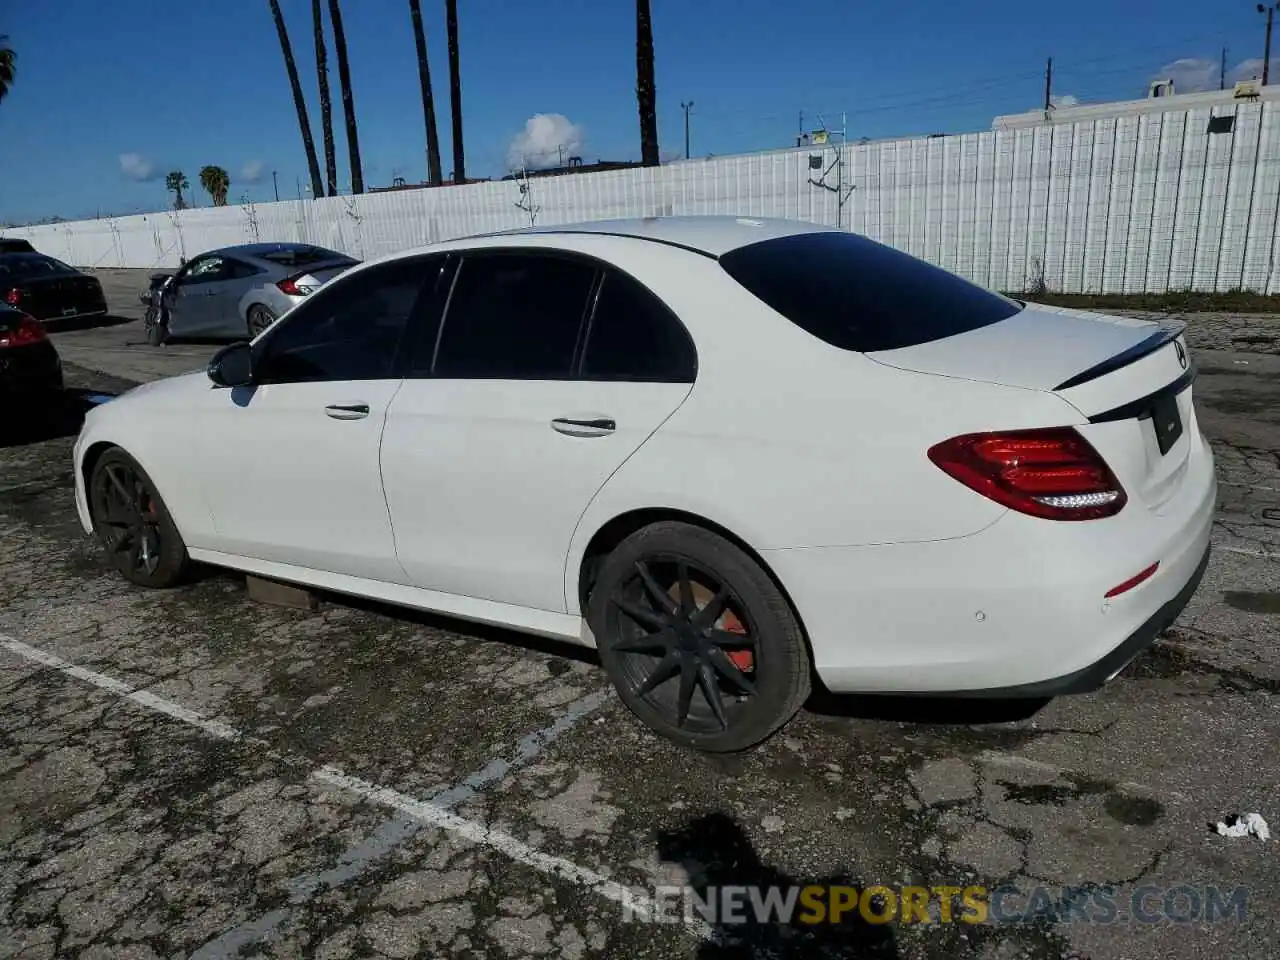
[1050,94,1080,109]
[119,152,158,182]
[507,113,585,171]
[241,160,266,184]
[1229,58,1265,85]
[1154,58,1221,94]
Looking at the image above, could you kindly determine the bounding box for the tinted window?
[0,239,34,253]
[719,232,1022,353]
[253,259,429,383]
[0,254,75,279]
[224,257,262,280]
[257,244,350,267]
[582,270,696,382]
[433,253,596,379]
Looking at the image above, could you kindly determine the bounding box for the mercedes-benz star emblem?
[1174,339,1187,370]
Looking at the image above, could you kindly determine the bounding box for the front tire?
[88,447,189,588]
[588,521,811,752]
[144,305,167,347]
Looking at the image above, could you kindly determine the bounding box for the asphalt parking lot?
[3,268,1280,959]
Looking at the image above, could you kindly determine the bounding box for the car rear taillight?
[0,313,48,347]
[4,287,23,306]
[927,427,1126,520]
[276,274,316,297]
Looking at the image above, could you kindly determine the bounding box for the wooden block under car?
[245,575,319,610]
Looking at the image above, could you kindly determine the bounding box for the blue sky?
[0,0,1262,222]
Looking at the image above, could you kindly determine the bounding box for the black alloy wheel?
[590,521,811,752]
[88,448,189,588]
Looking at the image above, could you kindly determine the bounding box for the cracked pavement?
[1,277,1279,958]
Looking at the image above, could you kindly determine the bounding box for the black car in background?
[0,305,63,402]
[0,253,107,322]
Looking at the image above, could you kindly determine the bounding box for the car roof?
[476,215,841,257]
[203,242,340,259]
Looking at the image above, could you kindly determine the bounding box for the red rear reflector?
[276,276,301,296]
[0,313,47,347]
[928,427,1127,520]
[1105,562,1159,599]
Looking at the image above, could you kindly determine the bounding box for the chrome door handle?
[551,416,616,437]
[325,402,370,420]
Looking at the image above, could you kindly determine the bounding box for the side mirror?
[208,341,254,388]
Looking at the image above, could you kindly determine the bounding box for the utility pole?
[272,170,280,202]
[797,110,804,147]
[1043,56,1053,111]
[1221,46,1228,90]
[681,101,693,159]
[1260,4,1276,86]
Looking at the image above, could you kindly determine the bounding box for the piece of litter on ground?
[1233,360,1250,366]
[1214,813,1270,841]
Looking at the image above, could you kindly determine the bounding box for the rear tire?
[88,447,189,588]
[588,521,811,752]
[247,304,276,338]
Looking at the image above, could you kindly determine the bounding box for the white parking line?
[0,635,709,947]
[1,637,242,741]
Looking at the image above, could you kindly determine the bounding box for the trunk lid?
[868,303,1198,511]
[292,257,356,290]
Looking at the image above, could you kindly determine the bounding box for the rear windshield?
[0,239,34,253]
[719,232,1022,353]
[257,245,351,267]
[0,254,75,279]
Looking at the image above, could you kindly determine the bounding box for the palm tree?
[445,0,465,183]
[268,0,324,199]
[165,171,190,210]
[408,0,443,185]
[0,36,15,105]
[635,0,659,166]
[199,166,231,206]
[327,0,363,193]
[312,0,337,196]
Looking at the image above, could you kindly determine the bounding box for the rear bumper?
[935,541,1210,697]
[0,343,63,395]
[765,427,1217,696]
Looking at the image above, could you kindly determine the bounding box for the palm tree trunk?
[327,0,364,193]
[636,0,659,167]
[445,0,465,183]
[269,0,324,198]
[408,0,444,185]
[312,0,338,196]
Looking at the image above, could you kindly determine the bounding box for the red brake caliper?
[720,611,754,672]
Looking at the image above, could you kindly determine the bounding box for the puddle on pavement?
[1222,590,1280,614]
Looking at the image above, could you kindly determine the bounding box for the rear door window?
[581,268,696,382]
[719,232,1023,352]
[432,252,597,379]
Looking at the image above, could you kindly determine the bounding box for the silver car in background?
[143,242,358,345]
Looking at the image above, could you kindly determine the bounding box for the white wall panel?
[11,97,1280,293]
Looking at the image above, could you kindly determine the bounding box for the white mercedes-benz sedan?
[72,216,1215,752]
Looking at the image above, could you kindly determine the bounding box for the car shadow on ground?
[804,686,1049,725]
[40,314,135,334]
[654,812,900,958]
[0,389,117,449]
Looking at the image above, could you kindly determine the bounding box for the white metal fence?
[9,97,1277,294]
